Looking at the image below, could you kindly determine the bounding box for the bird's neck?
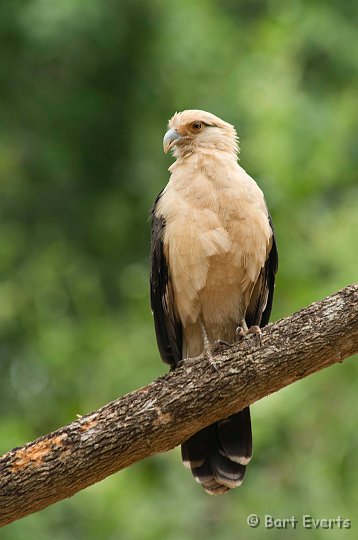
[169,148,238,178]
[166,150,243,201]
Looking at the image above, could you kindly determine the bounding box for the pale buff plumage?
[156,110,272,358]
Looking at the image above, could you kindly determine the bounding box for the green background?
[0,1,357,538]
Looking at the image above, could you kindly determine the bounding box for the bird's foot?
[212,339,231,353]
[207,352,221,374]
[201,345,220,374]
[197,315,221,374]
[173,359,185,370]
[178,350,220,373]
[235,321,262,347]
[174,352,216,370]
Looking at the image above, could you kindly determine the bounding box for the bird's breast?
[157,162,271,325]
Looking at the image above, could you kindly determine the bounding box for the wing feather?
[246,214,278,328]
[150,192,183,368]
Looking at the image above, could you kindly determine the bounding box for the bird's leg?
[199,315,220,373]
[235,319,262,346]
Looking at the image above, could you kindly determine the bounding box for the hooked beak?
[163,128,182,154]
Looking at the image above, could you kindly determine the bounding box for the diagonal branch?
[0,284,357,527]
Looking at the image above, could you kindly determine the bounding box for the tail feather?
[210,449,246,488]
[218,408,252,465]
[181,424,212,469]
[181,407,252,494]
[191,459,229,495]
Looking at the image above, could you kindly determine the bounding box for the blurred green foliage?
[0,0,357,538]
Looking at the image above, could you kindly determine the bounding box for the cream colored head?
[163,110,239,158]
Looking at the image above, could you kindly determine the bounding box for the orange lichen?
[11,434,68,472]
[153,408,172,427]
[79,419,97,431]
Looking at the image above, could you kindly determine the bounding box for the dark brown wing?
[246,214,278,328]
[150,191,183,369]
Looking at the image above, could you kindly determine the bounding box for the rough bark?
[0,284,357,527]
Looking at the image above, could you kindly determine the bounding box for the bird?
[150,109,278,494]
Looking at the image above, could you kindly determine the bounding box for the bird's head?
[163,110,239,158]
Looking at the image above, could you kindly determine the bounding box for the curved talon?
[209,358,220,374]
[175,359,185,369]
[235,326,246,341]
[212,339,231,353]
[247,325,262,346]
[235,323,262,346]
[197,315,221,374]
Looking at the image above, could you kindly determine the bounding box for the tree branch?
[1,284,357,527]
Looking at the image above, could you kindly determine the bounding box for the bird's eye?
[191,121,203,132]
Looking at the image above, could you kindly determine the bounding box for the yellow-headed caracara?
[150,110,278,494]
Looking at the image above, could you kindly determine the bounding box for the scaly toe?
[174,359,185,369]
[235,326,246,341]
[203,349,220,374]
[212,340,231,353]
[209,359,220,374]
[247,325,262,346]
